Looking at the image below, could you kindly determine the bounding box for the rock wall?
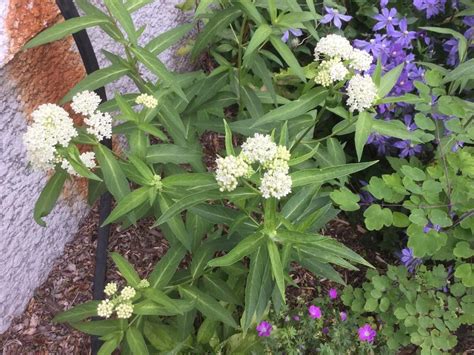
[0,0,191,333]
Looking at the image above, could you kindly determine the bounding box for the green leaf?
[202,275,241,304]
[153,190,221,227]
[179,285,238,328]
[355,111,373,161]
[146,144,202,167]
[378,63,404,98]
[24,16,110,49]
[110,252,140,287]
[126,326,149,355]
[443,58,474,83]
[102,187,150,226]
[241,85,264,119]
[191,6,242,59]
[104,0,137,44]
[208,233,267,267]
[267,240,285,302]
[145,23,193,55]
[291,161,378,188]
[34,170,67,226]
[371,119,422,142]
[237,0,265,24]
[130,46,187,101]
[61,64,130,104]
[364,205,393,231]
[243,246,273,331]
[53,301,100,323]
[71,319,125,336]
[269,35,305,81]
[149,245,187,289]
[223,119,235,156]
[453,242,474,259]
[330,187,360,212]
[94,145,131,201]
[157,194,193,250]
[252,88,327,127]
[98,333,122,355]
[244,24,272,60]
[125,0,153,12]
[401,165,426,181]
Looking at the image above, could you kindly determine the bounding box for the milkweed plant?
[21,0,473,353]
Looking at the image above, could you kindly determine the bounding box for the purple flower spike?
[281,28,303,43]
[320,7,352,29]
[398,247,423,273]
[373,8,399,32]
[308,305,322,319]
[340,311,348,321]
[358,324,377,342]
[328,288,338,300]
[256,321,272,337]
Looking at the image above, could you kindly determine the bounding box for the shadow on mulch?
[0,205,168,354]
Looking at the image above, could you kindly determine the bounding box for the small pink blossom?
[358,323,376,342]
[256,321,272,337]
[328,288,338,300]
[340,311,348,321]
[308,305,322,319]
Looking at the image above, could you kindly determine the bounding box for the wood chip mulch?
[0,205,168,355]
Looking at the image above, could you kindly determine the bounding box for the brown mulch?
[0,206,168,355]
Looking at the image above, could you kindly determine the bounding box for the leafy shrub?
[20,0,474,353]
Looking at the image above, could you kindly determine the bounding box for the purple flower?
[281,28,303,43]
[256,321,272,337]
[367,133,390,156]
[380,0,389,6]
[393,140,422,158]
[389,18,416,47]
[293,315,300,321]
[320,7,352,29]
[423,221,442,233]
[398,247,422,273]
[373,8,399,32]
[451,141,464,152]
[443,38,459,67]
[308,305,322,319]
[340,311,348,321]
[358,324,377,342]
[322,327,330,334]
[464,16,474,27]
[328,288,338,300]
[413,0,447,19]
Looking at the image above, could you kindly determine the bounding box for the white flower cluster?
[23,104,78,171]
[136,93,158,109]
[72,90,112,141]
[346,74,378,112]
[96,280,147,319]
[215,155,249,192]
[61,151,96,176]
[313,34,377,112]
[214,134,292,199]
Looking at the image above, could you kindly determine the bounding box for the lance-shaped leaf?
[157,194,192,250]
[251,88,327,127]
[267,240,286,302]
[61,64,130,104]
[291,161,378,187]
[71,319,125,336]
[131,46,187,101]
[269,35,305,81]
[94,145,131,200]
[110,252,140,287]
[146,23,194,54]
[208,232,267,267]
[149,245,187,289]
[179,285,238,328]
[244,24,272,60]
[126,326,149,355]
[34,170,68,226]
[377,63,404,98]
[53,301,100,323]
[102,186,151,226]
[24,16,110,49]
[104,0,138,44]
[191,7,242,59]
[371,119,423,142]
[146,144,202,166]
[354,111,374,161]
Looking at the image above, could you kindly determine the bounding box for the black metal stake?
[55,1,112,353]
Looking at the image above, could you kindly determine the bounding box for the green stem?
[290,107,327,153]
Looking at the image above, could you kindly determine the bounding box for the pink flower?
[328,288,338,300]
[340,311,347,321]
[293,315,300,321]
[256,321,272,337]
[358,323,376,342]
[308,305,322,319]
